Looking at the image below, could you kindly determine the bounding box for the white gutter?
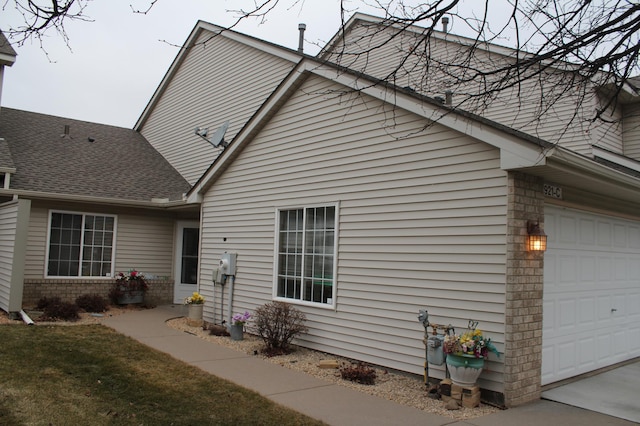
[0,189,196,209]
[550,145,640,188]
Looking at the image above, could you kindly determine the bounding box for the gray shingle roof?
[0,137,15,170]
[0,108,190,201]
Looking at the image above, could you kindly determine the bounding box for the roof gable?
[187,58,551,201]
[135,20,302,131]
[188,56,640,205]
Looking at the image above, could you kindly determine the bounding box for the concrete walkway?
[102,305,637,426]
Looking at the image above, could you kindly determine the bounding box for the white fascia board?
[551,145,640,188]
[196,22,301,63]
[308,63,548,169]
[0,52,16,66]
[0,189,190,209]
[593,146,640,173]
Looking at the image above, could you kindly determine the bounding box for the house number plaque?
[543,184,563,199]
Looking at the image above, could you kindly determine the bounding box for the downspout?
[226,275,235,328]
[20,309,34,325]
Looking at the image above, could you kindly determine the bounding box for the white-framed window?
[46,211,117,278]
[275,204,337,306]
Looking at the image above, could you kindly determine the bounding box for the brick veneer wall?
[22,278,174,307]
[503,171,545,406]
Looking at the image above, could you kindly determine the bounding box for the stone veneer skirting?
[22,278,174,307]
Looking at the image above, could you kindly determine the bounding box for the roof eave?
[1,189,198,209]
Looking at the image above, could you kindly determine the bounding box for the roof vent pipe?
[298,23,306,53]
[442,16,449,33]
[445,90,453,106]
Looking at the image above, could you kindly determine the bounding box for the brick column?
[503,171,544,406]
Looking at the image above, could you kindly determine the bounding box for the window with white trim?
[276,205,336,305]
[47,211,116,277]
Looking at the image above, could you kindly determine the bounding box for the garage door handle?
[611,308,617,313]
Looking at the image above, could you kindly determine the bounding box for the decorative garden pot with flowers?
[229,311,251,341]
[109,270,148,305]
[184,292,205,326]
[443,321,499,387]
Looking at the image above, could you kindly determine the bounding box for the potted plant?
[229,311,251,341]
[109,270,148,305]
[443,321,499,387]
[184,291,205,326]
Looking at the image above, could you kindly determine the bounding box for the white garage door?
[542,206,640,385]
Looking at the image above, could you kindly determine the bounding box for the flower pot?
[187,304,203,320]
[446,354,484,387]
[117,290,144,305]
[186,304,204,327]
[229,324,244,341]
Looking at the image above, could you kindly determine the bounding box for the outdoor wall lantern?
[527,220,547,252]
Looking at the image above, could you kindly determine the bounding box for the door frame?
[173,220,200,304]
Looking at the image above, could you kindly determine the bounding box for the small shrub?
[75,294,109,313]
[36,297,62,311]
[339,362,377,385]
[254,301,308,356]
[41,301,80,322]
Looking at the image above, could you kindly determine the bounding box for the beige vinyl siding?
[323,21,608,154]
[0,199,29,312]
[623,103,640,160]
[114,214,175,278]
[140,31,296,184]
[24,203,175,279]
[592,91,624,153]
[200,75,508,392]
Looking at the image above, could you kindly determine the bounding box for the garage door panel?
[559,299,576,329]
[543,206,640,385]
[578,339,595,367]
[628,294,640,316]
[598,256,612,281]
[558,255,577,285]
[614,224,627,247]
[579,218,596,244]
[543,299,555,331]
[578,297,595,324]
[630,227,640,249]
[579,256,596,284]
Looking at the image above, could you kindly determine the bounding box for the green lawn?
[0,324,325,425]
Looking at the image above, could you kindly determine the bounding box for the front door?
[174,221,199,304]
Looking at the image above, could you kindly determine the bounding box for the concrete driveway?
[541,359,640,423]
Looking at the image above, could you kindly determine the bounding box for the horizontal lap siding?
[24,204,175,280]
[328,22,600,153]
[140,31,296,184]
[0,201,19,311]
[623,103,640,161]
[201,75,507,391]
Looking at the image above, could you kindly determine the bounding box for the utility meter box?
[427,335,445,366]
[219,252,237,276]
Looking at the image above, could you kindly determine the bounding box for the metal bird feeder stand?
[418,309,454,390]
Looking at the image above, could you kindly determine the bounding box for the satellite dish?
[194,121,229,148]
[208,121,229,148]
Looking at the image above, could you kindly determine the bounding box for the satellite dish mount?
[195,121,229,148]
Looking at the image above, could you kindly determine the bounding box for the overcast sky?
[0,1,516,128]
[0,1,360,128]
